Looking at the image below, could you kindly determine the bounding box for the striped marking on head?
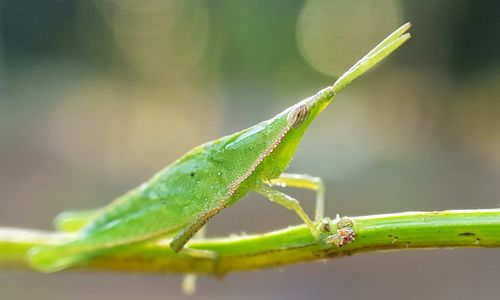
[287,103,309,128]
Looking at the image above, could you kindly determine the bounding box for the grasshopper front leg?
[267,173,325,221]
[253,184,320,238]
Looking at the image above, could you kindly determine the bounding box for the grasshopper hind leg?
[180,226,217,295]
[181,226,205,296]
[170,209,221,294]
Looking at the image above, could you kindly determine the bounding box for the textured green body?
[28,24,411,272]
[29,104,306,271]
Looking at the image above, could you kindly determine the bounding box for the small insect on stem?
[322,217,357,247]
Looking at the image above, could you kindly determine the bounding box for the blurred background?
[1,0,499,299]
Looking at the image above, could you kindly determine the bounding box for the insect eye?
[287,104,309,128]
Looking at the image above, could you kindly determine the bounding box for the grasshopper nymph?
[29,24,411,279]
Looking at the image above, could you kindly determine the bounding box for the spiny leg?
[253,183,320,238]
[181,226,207,295]
[268,173,325,221]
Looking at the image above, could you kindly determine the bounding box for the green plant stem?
[1,209,499,276]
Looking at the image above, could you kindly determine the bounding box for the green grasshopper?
[28,24,411,275]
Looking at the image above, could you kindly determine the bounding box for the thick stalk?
[0,209,499,275]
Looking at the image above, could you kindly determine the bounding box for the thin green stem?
[1,209,499,275]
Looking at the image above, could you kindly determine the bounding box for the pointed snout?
[303,86,335,120]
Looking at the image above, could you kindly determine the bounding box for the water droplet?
[217,172,222,176]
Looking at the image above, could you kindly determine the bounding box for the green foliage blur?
[1,1,499,299]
